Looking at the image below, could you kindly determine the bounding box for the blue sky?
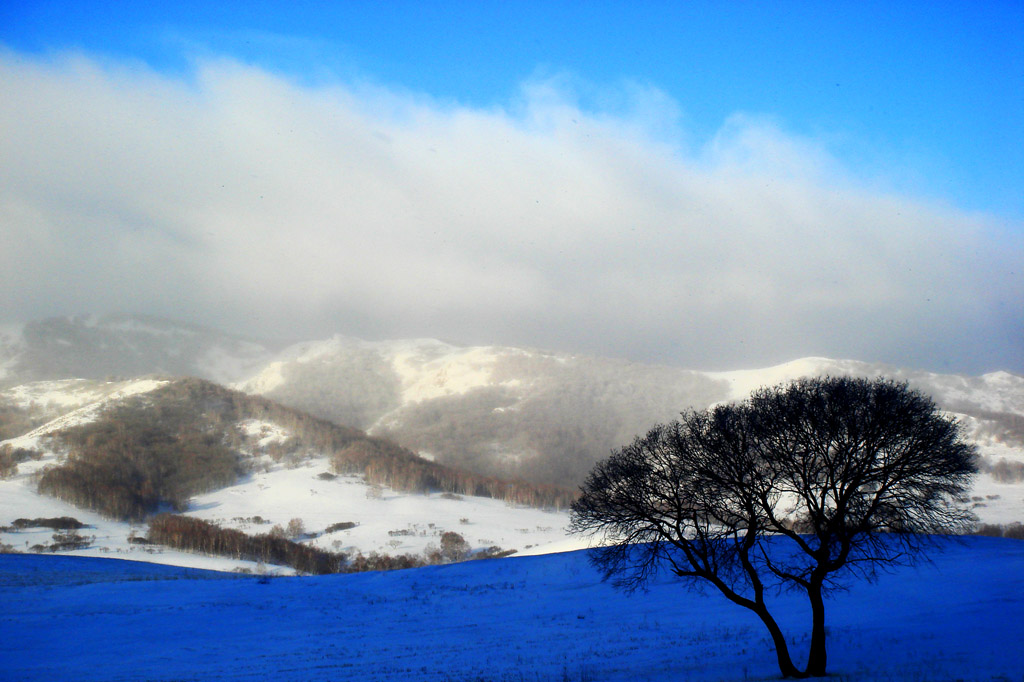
[4,1,1021,217]
[1,2,1022,372]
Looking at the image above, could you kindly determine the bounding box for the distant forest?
[148,514,346,574]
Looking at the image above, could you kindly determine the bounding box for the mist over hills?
[236,337,1024,492]
[3,314,1023,492]
[0,314,278,387]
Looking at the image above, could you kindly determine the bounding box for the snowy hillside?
[235,335,727,485]
[2,537,1022,681]
[4,315,1021,493]
[2,316,1022,574]
[3,371,1022,575]
[0,378,575,573]
[233,336,1024,501]
[0,460,572,575]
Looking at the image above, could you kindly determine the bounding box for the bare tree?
[286,517,306,539]
[570,376,977,678]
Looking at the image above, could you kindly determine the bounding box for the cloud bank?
[1,50,1021,373]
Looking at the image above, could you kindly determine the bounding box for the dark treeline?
[343,545,513,572]
[149,515,514,574]
[333,439,577,509]
[347,551,427,572]
[975,522,1024,540]
[148,514,346,574]
[10,517,85,530]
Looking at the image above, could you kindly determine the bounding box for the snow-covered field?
[0,454,576,573]
[190,465,569,557]
[1,537,1022,681]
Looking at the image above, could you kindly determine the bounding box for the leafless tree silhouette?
[570,376,977,678]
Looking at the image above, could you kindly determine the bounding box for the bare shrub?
[975,521,1024,540]
[325,522,356,533]
[440,531,470,563]
[1006,523,1024,540]
[49,530,90,551]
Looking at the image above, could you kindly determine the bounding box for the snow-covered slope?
[708,356,1024,415]
[234,336,1024,496]
[3,537,1022,681]
[5,315,1020,493]
[235,335,726,486]
[3,365,1018,576]
[0,378,575,573]
[187,465,569,563]
[0,377,169,466]
[0,378,259,571]
[0,458,572,575]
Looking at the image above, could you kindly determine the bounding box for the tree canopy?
[570,376,977,678]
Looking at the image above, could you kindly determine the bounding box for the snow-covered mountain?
[3,314,1023,490]
[234,335,730,486]
[0,377,574,574]
[234,336,1024,492]
[2,314,1022,575]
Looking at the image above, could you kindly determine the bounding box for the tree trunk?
[804,580,828,677]
[752,605,803,678]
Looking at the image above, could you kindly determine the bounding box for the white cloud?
[0,50,1020,373]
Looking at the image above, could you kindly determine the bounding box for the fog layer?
[1,51,1020,373]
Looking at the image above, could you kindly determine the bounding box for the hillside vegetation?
[34,378,575,522]
[147,514,346,574]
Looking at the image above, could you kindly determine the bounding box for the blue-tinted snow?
[1,538,1022,681]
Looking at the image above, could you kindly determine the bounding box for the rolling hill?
[1,537,1022,681]
[0,377,574,573]
[5,316,1021,490]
